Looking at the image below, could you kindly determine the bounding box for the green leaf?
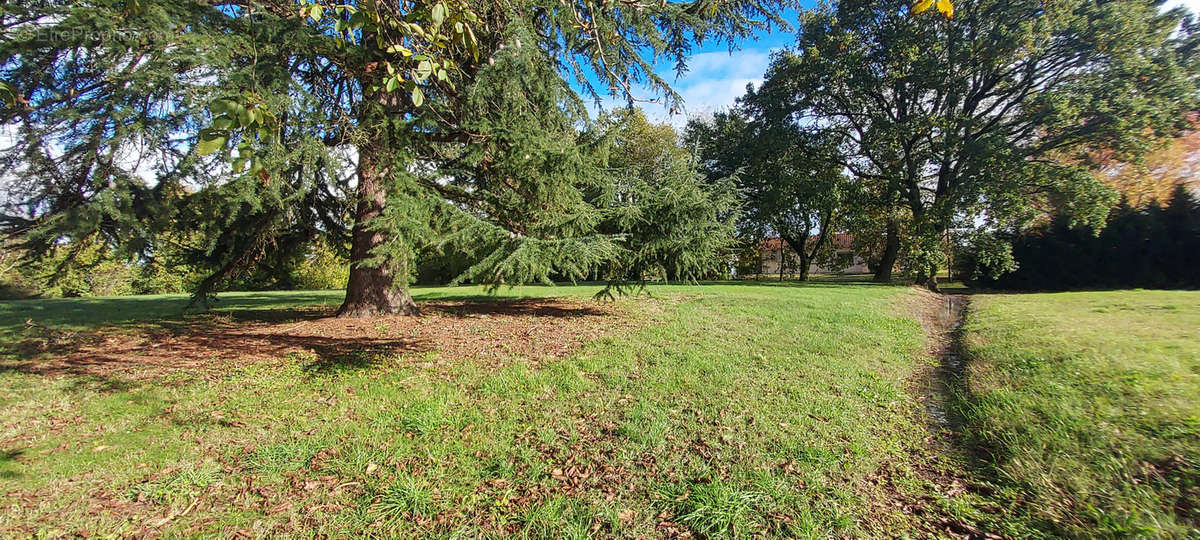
[196,133,226,156]
[415,60,433,81]
[211,115,234,130]
[0,81,18,107]
[387,44,414,56]
[465,25,479,60]
[431,3,446,27]
[210,98,235,116]
[386,76,400,93]
[411,86,424,107]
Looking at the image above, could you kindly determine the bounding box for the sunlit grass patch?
[955,290,1200,537]
[656,480,770,538]
[128,463,220,505]
[0,282,950,537]
[245,440,321,475]
[370,473,437,522]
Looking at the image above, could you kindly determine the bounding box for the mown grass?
[953,290,1200,538]
[1,282,955,538]
[8,283,1195,538]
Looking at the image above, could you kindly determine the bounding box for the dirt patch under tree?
[7,298,644,381]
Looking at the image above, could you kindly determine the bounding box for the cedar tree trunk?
[337,143,420,317]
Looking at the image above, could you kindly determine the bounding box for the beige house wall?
[756,250,870,275]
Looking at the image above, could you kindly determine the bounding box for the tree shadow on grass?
[0,290,338,330]
[0,297,617,389]
[425,299,607,318]
[0,447,25,480]
[293,336,420,377]
[220,306,334,324]
[1,327,426,381]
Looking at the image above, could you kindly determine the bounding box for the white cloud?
[674,76,761,119]
[590,48,774,129]
[662,49,772,127]
[678,49,771,81]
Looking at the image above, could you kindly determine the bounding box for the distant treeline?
[962,185,1200,290]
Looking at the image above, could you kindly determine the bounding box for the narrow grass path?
[1,282,967,538]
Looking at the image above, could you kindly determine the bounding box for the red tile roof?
[759,233,854,251]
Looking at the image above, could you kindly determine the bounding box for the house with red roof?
[751,234,869,276]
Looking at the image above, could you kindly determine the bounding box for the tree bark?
[923,267,941,292]
[792,209,834,282]
[780,232,813,282]
[336,144,420,317]
[915,263,940,291]
[873,218,900,283]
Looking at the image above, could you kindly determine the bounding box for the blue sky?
[591,6,806,127]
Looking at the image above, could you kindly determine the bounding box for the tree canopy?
[0,0,794,314]
[685,105,848,281]
[749,0,1200,286]
[590,108,740,286]
[959,185,1200,290]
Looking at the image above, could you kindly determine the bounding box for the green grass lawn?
[1,282,957,538]
[2,283,1198,538]
[953,290,1200,538]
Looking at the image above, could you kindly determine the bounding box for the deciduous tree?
[755,0,1200,288]
[1092,127,1200,208]
[685,105,846,281]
